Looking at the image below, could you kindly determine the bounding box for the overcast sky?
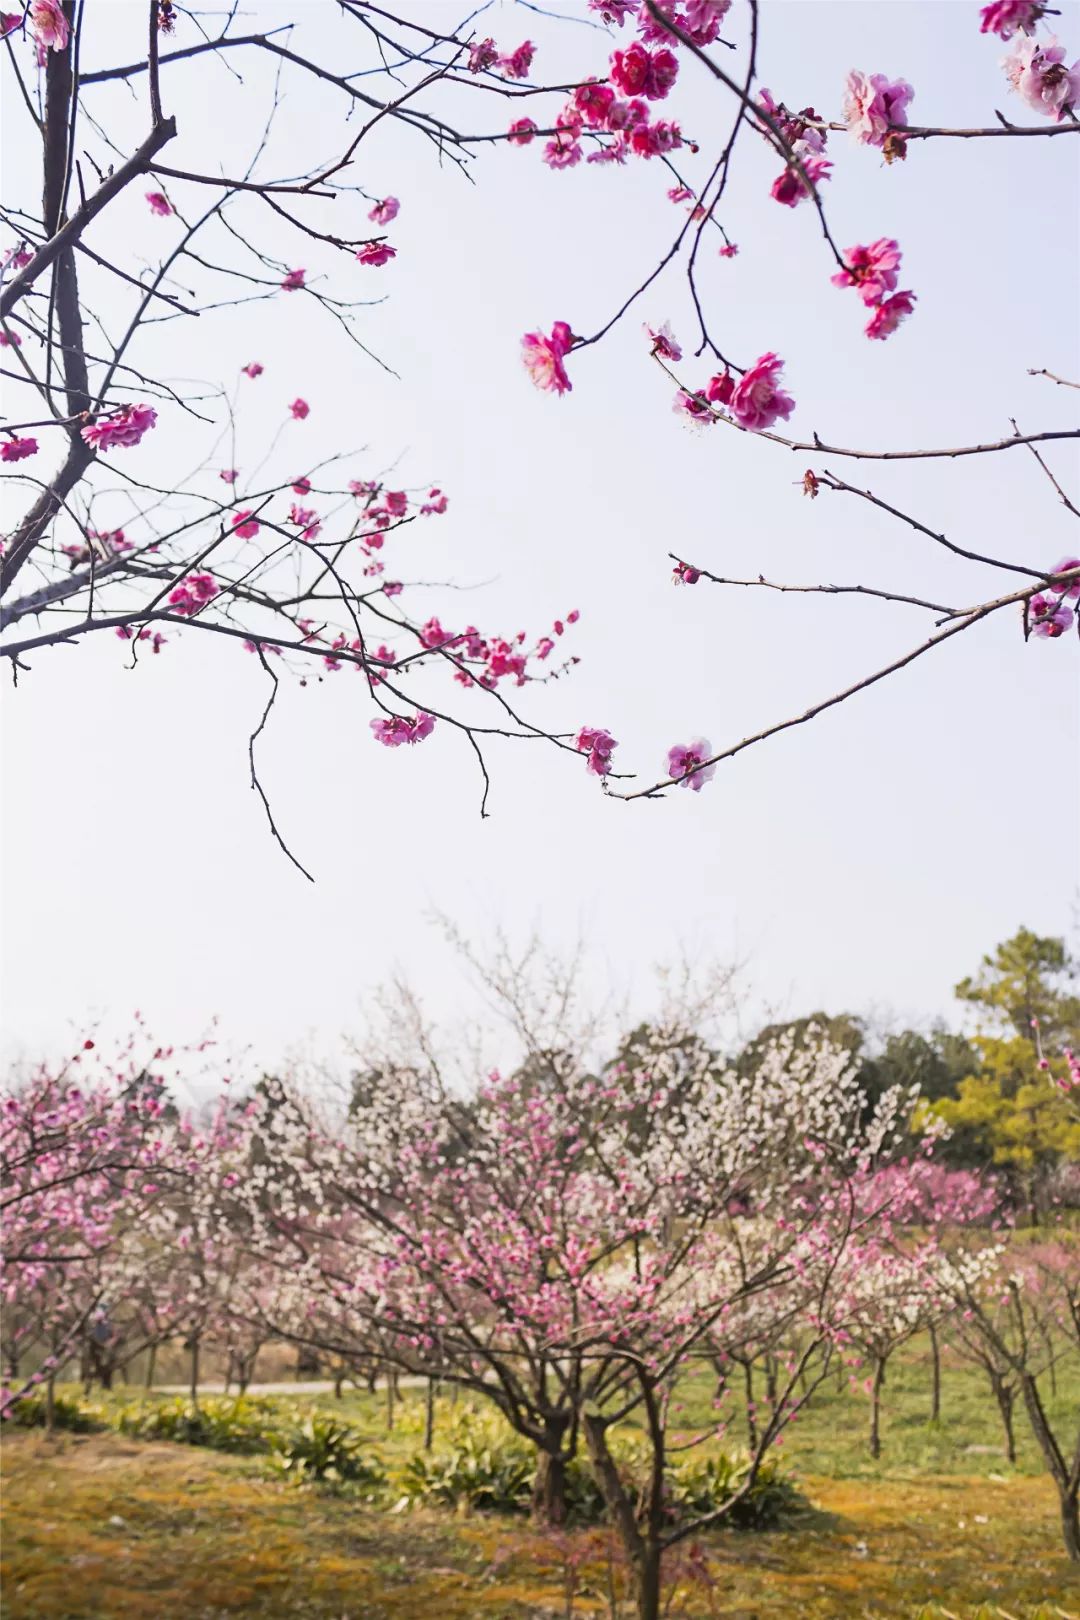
[2,0,1078,1077]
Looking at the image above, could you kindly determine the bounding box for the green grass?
[3,1338,1079,1618]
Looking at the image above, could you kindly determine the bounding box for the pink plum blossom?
[668,185,693,204]
[1052,557,1080,598]
[574,726,618,776]
[832,238,903,306]
[1003,35,1080,119]
[281,268,305,291]
[0,331,22,346]
[2,244,33,271]
[507,118,538,145]
[674,561,701,584]
[242,362,264,379]
[168,572,218,615]
[292,476,311,495]
[1030,593,1074,637]
[521,321,574,395]
[467,37,498,73]
[145,192,172,216]
[674,389,712,420]
[0,14,21,38]
[771,149,832,206]
[370,711,435,746]
[357,242,396,267]
[718,242,739,258]
[667,738,717,790]
[81,404,157,451]
[232,511,260,539]
[843,70,915,147]
[421,489,448,515]
[980,1,1046,38]
[383,580,403,597]
[683,0,732,41]
[289,398,309,420]
[1,435,38,462]
[498,40,535,79]
[609,42,679,101]
[543,133,583,168]
[29,0,69,51]
[729,354,795,432]
[865,289,916,339]
[367,197,399,224]
[646,321,682,361]
[219,468,238,484]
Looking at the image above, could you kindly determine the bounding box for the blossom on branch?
[667,738,717,790]
[610,42,679,102]
[497,41,535,80]
[865,290,916,340]
[980,1,1047,38]
[843,70,914,148]
[81,405,157,451]
[357,242,396,267]
[770,148,832,206]
[1053,557,1080,599]
[1,435,38,462]
[574,726,618,776]
[370,711,435,746]
[29,0,68,51]
[280,269,305,291]
[521,321,574,395]
[241,362,264,379]
[145,192,172,217]
[507,119,538,145]
[289,398,309,420]
[1003,35,1080,120]
[367,197,399,224]
[832,239,903,306]
[168,573,219,615]
[646,321,682,361]
[231,512,260,539]
[1029,593,1074,637]
[729,354,795,432]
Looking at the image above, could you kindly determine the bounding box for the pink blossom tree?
[3,2,1077,851]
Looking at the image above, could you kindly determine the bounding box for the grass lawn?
[3,1342,1078,1618]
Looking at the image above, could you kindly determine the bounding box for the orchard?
[1,1,1078,1617]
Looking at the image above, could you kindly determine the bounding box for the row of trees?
[3,934,1078,1617]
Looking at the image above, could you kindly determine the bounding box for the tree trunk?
[1062,1488,1080,1564]
[531,1448,569,1525]
[928,1324,941,1423]
[631,1544,663,1620]
[189,1337,200,1408]
[424,1378,436,1452]
[385,1366,395,1433]
[45,1372,56,1436]
[765,1354,779,1413]
[144,1343,157,1393]
[868,1355,886,1459]
[742,1360,757,1451]
[1018,1370,1079,1562]
[334,1369,345,1400]
[988,1372,1016,1464]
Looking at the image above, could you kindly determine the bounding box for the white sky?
[2,0,1078,1075]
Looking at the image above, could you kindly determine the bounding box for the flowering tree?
[937,1235,1080,1561]
[3,2,1077,856]
[234,1017,923,1620]
[0,1037,182,1415]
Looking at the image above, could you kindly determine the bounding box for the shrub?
[672,1451,803,1529]
[6,1390,103,1433]
[114,1395,278,1454]
[269,1412,385,1492]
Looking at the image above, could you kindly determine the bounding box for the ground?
[3,1345,1079,1618]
